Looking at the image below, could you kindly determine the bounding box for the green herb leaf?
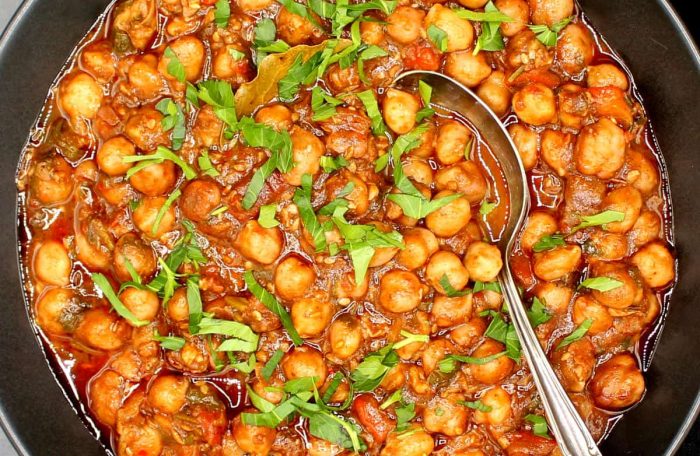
[124,146,197,180]
[458,400,493,412]
[578,277,624,292]
[479,200,497,216]
[310,0,336,18]
[320,155,348,173]
[572,210,626,232]
[427,24,448,52]
[198,150,220,177]
[214,0,231,28]
[244,270,303,346]
[197,316,259,353]
[395,402,416,432]
[473,281,502,293]
[454,2,513,53]
[261,349,285,381]
[258,204,280,228]
[357,45,388,84]
[375,123,430,172]
[156,98,186,150]
[527,297,552,327]
[278,52,323,102]
[529,16,573,47]
[438,351,507,374]
[153,332,186,351]
[196,79,238,135]
[209,205,228,218]
[239,117,294,172]
[556,318,593,349]
[387,192,461,220]
[356,90,387,136]
[92,273,148,327]
[187,275,203,334]
[293,174,327,252]
[533,233,566,252]
[241,398,298,427]
[524,414,551,438]
[164,47,186,83]
[151,188,181,236]
[350,344,400,391]
[242,157,277,210]
[306,409,367,452]
[439,274,471,297]
[393,330,429,350]
[415,80,436,122]
[311,86,344,121]
[228,48,245,61]
[253,19,290,64]
[380,389,402,410]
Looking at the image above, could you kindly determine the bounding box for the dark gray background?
[0,0,696,454]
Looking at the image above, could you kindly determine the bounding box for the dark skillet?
[0,1,698,455]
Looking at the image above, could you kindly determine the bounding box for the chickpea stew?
[16,0,675,455]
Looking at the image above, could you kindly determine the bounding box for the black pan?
[0,1,698,455]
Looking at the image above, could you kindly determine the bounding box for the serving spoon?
[394,71,602,456]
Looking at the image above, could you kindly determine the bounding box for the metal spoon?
[394,70,602,456]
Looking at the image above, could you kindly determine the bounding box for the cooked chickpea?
[232,411,277,455]
[283,127,325,186]
[457,0,489,7]
[386,6,426,44]
[132,196,177,238]
[556,24,594,74]
[380,426,435,456]
[378,270,424,313]
[237,0,273,11]
[397,228,438,270]
[75,307,131,351]
[426,250,470,294]
[89,370,124,427]
[80,41,116,83]
[369,223,401,267]
[334,270,369,300]
[96,136,136,176]
[409,124,437,158]
[630,211,661,247]
[212,44,248,80]
[147,375,189,414]
[425,191,471,237]
[476,71,512,117]
[535,282,573,314]
[36,288,79,335]
[631,242,675,288]
[445,51,492,88]
[473,386,512,425]
[382,88,419,135]
[423,394,469,436]
[587,230,628,261]
[254,104,293,132]
[471,339,514,384]
[451,317,487,347]
[431,294,473,328]
[329,315,363,359]
[424,5,474,52]
[589,353,645,410]
[129,159,177,197]
[508,123,539,171]
[276,6,320,46]
[34,240,71,286]
[552,338,595,393]
[117,424,163,456]
[464,242,503,283]
[435,121,472,165]
[124,107,169,151]
[495,0,529,37]
[529,0,574,27]
[521,211,558,251]
[591,263,642,309]
[167,288,189,322]
[588,63,629,90]
[119,288,159,322]
[541,129,573,176]
[574,118,626,179]
[113,233,157,282]
[506,30,550,69]
[291,297,333,339]
[179,180,222,222]
[572,295,612,335]
[234,221,284,265]
[601,185,643,234]
[360,20,385,45]
[626,147,660,195]
[59,71,103,122]
[124,54,162,100]
[328,171,370,216]
[533,245,582,281]
[75,227,112,271]
[281,346,327,387]
[512,83,556,126]
[403,158,434,186]
[274,256,315,301]
[159,36,205,82]
[30,155,74,205]
[434,162,487,204]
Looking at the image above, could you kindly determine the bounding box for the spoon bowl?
[393,70,602,456]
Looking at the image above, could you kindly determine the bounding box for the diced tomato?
[588,86,634,127]
[509,68,562,89]
[351,394,395,443]
[506,431,557,456]
[402,42,441,71]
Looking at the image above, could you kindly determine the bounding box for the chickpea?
[119,288,159,322]
[533,245,582,281]
[329,315,363,359]
[457,0,489,7]
[431,294,473,328]
[117,425,163,456]
[427,251,470,294]
[89,370,124,427]
[113,233,157,282]
[167,288,189,322]
[423,394,469,436]
[602,185,643,234]
[529,0,574,27]
[589,353,645,410]
[33,240,71,286]
[80,41,116,83]
[587,64,629,90]
[476,71,512,117]
[425,191,471,237]
[506,30,550,69]
[35,288,79,335]
[212,44,248,80]
[276,6,320,46]
[274,256,315,301]
[59,71,103,122]
[237,0,273,11]
[572,295,612,335]
[535,282,573,314]
[326,171,370,216]
[308,437,342,456]
[30,155,74,205]
[403,158,434,186]
[557,83,589,130]
[541,129,573,177]
[179,180,221,222]
[397,228,439,270]
[445,51,492,88]
[386,6,426,44]
[508,123,539,171]
[495,0,529,37]
[234,221,284,265]
[124,107,170,151]
[631,242,675,288]
[192,106,224,147]
[552,338,595,392]
[124,54,162,100]
[113,0,157,50]
[291,297,333,339]
[473,386,512,425]
[591,263,642,309]
[132,196,177,238]
[521,211,558,251]
[75,228,112,271]
[159,36,205,82]
[626,147,660,195]
[96,136,136,176]
[283,127,325,186]
[435,121,472,165]
[378,270,424,313]
[424,5,474,52]
[587,229,628,261]
[129,159,177,197]
[512,83,556,126]
[147,375,189,414]
[630,211,661,247]
[464,242,503,283]
[232,411,277,455]
[556,24,594,74]
[409,124,437,158]
[361,20,385,46]
[382,88,419,135]
[380,426,435,456]
[75,307,131,351]
[574,118,626,179]
[254,104,293,132]
[281,346,327,387]
[451,317,487,348]
[471,339,514,384]
[334,270,369,300]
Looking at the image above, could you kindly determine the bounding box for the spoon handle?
[500,266,602,456]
